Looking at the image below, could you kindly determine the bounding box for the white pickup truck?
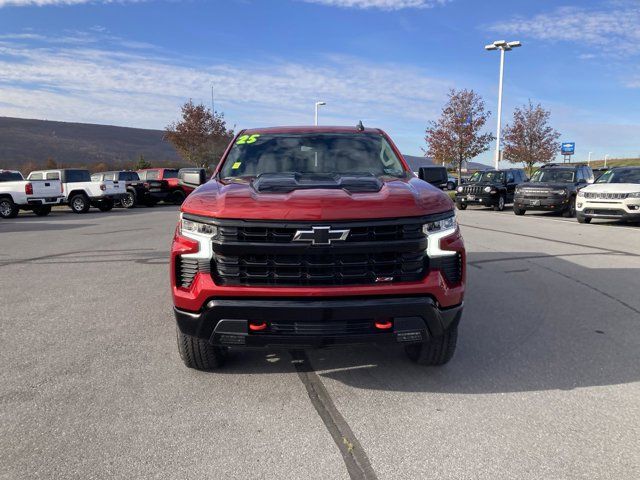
[27,169,127,214]
[0,170,65,218]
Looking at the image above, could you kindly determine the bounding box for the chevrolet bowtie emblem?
[293,226,350,245]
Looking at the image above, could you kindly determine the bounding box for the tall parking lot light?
[604,154,610,168]
[314,101,326,126]
[485,40,522,169]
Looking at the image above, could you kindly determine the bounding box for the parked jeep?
[91,170,169,208]
[455,168,527,211]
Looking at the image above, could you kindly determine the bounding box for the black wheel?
[513,206,526,216]
[493,194,505,211]
[32,205,51,217]
[69,194,90,213]
[446,181,455,191]
[171,190,186,205]
[562,197,576,218]
[97,200,114,212]
[577,214,592,224]
[121,191,136,209]
[0,197,19,219]
[176,327,226,370]
[456,202,467,210]
[405,322,458,366]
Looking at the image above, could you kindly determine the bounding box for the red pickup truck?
[171,126,465,370]
[137,168,199,205]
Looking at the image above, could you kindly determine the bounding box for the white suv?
[576,167,640,224]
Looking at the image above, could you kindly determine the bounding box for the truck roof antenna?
[356,120,364,132]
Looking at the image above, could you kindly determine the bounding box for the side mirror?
[178,169,206,188]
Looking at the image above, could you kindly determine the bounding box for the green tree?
[135,154,152,170]
[164,100,234,169]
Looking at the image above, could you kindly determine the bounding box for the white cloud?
[488,3,640,55]
[0,34,452,139]
[0,0,142,7]
[301,0,449,10]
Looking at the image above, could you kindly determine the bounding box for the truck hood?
[182,177,454,220]
[580,183,640,194]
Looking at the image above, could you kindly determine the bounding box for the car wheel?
[97,200,114,212]
[577,214,592,224]
[513,206,526,216]
[494,195,505,211]
[0,198,19,219]
[405,321,458,366]
[69,194,90,214]
[563,197,576,218]
[456,202,467,210]
[121,191,136,209]
[32,205,52,217]
[447,181,455,191]
[171,190,186,205]
[176,327,226,370]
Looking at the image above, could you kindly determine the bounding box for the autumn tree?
[425,89,494,181]
[164,100,234,170]
[44,158,57,169]
[502,101,561,175]
[135,154,152,170]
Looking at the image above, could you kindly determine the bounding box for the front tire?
[69,194,90,214]
[563,196,576,218]
[456,202,467,210]
[171,190,186,205]
[177,327,226,371]
[121,191,136,209]
[493,194,505,211]
[0,197,19,219]
[405,322,458,366]
[513,206,526,216]
[32,205,51,216]
[577,214,592,224]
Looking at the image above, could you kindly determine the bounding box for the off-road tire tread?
[177,328,225,370]
[405,323,458,366]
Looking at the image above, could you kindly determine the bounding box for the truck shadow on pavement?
[219,251,640,394]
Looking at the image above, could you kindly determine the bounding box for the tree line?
[425,88,561,178]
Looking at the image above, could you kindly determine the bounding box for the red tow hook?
[374,320,393,330]
[249,322,268,332]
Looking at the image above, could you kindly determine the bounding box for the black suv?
[455,168,527,211]
[513,164,594,217]
[91,170,169,208]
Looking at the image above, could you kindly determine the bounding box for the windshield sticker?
[236,134,260,145]
[232,161,242,169]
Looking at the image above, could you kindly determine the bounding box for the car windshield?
[530,169,575,183]
[469,171,505,183]
[163,170,179,179]
[596,168,640,184]
[219,133,406,179]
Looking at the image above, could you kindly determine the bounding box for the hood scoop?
[251,172,383,194]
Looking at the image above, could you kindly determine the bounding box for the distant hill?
[0,117,181,171]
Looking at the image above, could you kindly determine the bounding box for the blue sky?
[1,0,639,165]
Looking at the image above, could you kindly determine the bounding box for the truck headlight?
[181,216,218,237]
[423,215,457,235]
[577,190,585,197]
[553,189,567,195]
[629,192,640,198]
[484,186,491,193]
[456,186,463,193]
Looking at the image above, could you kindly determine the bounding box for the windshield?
[163,169,179,179]
[219,133,406,179]
[530,169,575,183]
[596,168,640,184]
[469,171,505,183]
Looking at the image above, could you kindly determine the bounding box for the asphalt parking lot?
[1,206,639,480]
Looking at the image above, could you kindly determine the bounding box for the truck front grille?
[270,320,373,335]
[583,192,628,200]
[462,185,484,195]
[212,251,426,286]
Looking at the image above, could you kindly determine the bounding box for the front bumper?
[456,193,499,206]
[175,296,463,348]
[514,195,570,212]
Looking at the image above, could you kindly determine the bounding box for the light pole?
[588,151,592,165]
[604,154,609,168]
[314,101,326,126]
[485,40,522,169]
